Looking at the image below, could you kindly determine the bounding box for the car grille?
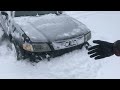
[52,35,84,50]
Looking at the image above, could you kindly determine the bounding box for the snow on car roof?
[13,14,57,25]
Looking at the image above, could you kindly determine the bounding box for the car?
[0,11,91,62]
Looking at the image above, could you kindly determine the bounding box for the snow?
[0,11,120,79]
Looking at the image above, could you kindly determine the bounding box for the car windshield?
[15,11,60,17]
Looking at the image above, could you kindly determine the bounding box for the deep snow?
[0,11,120,79]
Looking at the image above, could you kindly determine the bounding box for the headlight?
[85,32,91,42]
[23,43,51,52]
[23,43,33,52]
[32,43,51,52]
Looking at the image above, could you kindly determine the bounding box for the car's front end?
[21,30,91,60]
[13,11,91,61]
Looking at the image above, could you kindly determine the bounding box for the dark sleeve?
[113,40,120,56]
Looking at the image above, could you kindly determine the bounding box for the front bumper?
[24,43,85,60]
[23,31,91,60]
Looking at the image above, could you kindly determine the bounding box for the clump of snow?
[57,28,82,38]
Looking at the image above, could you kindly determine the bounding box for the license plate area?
[61,39,78,47]
[52,36,84,50]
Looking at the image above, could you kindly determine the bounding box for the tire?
[11,42,24,60]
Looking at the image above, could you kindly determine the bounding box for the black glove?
[88,40,114,60]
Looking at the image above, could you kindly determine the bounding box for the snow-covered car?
[0,11,91,62]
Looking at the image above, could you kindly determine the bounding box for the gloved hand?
[88,40,114,60]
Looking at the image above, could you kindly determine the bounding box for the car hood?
[14,14,90,42]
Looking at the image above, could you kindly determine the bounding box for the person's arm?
[88,40,120,60]
[113,40,120,56]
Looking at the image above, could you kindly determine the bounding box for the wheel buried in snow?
[11,42,24,60]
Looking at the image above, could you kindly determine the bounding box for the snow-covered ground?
[0,11,120,79]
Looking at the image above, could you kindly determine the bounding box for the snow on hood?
[14,14,89,42]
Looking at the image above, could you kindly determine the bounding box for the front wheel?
[11,42,24,60]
